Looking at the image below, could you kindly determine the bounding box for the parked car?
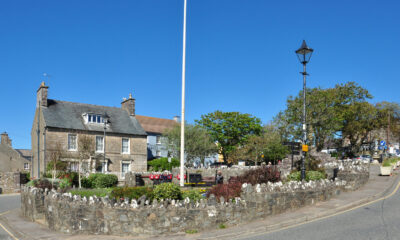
[352,156,362,161]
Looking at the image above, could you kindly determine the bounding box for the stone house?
[135,115,178,160]
[31,82,147,179]
[0,132,31,173]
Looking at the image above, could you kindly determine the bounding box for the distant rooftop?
[135,115,178,134]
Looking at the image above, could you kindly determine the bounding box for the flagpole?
[180,0,187,187]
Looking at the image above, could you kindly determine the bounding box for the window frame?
[122,138,130,154]
[24,163,29,170]
[96,136,104,153]
[67,134,78,151]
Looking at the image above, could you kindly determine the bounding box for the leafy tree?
[274,82,373,153]
[341,102,381,154]
[196,111,263,164]
[375,101,400,144]
[231,124,288,164]
[148,157,180,171]
[163,124,218,166]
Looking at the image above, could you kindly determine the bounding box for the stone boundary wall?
[0,172,21,194]
[21,163,369,236]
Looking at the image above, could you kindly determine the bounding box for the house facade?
[135,115,178,160]
[0,132,31,173]
[31,82,147,179]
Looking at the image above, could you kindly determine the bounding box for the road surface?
[239,182,400,240]
[0,194,20,240]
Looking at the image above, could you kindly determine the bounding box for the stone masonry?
[21,161,369,236]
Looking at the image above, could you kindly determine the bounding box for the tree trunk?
[78,159,82,188]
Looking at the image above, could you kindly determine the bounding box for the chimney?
[121,93,135,116]
[173,116,180,122]
[1,132,12,147]
[37,82,49,108]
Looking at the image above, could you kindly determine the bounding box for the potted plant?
[380,160,392,176]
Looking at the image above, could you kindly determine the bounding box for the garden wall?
[0,172,21,194]
[21,162,369,236]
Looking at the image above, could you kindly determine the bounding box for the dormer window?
[85,114,106,124]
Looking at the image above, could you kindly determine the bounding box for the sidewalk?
[1,164,398,240]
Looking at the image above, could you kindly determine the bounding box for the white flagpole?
[180,0,187,187]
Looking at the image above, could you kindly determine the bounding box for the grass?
[218,224,226,229]
[185,229,198,234]
[69,188,112,198]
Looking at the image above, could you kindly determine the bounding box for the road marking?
[0,210,19,240]
[0,211,10,216]
[0,221,19,240]
[225,179,400,240]
[197,178,400,240]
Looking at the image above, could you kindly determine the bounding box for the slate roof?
[135,115,178,134]
[42,99,147,136]
[15,149,32,160]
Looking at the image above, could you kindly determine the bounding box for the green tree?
[341,102,380,154]
[163,124,218,166]
[231,124,288,164]
[375,101,400,144]
[196,111,263,164]
[274,82,373,152]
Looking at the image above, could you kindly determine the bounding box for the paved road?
[240,183,400,240]
[0,194,20,240]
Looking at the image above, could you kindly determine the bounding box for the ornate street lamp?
[295,40,313,181]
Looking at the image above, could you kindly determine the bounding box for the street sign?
[302,145,309,152]
[380,140,386,146]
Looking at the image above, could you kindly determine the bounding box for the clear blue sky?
[1,0,399,149]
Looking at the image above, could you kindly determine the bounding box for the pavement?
[0,164,399,240]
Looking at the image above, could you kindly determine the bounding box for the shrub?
[148,157,180,171]
[287,171,301,181]
[69,188,112,198]
[388,157,399,164]
[153,183,182,200]
[88,173,104,184]
[58,172,79,187]
[59,178,71,189]
[182,189,204,202]
[93,174,118,188]
[81,177,92,188]
[207,182,242,201]
[26,180,37,187]
[238,166,281,185]
[29,178,53,190]
[111,186,154,200]
[306,171,326,181]
[382,160,392,167]
[287,170,326,182]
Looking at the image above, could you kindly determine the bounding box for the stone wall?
[21,162,369,236]
[0,172,21,194]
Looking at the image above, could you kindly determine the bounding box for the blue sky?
[1,0,399,149]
